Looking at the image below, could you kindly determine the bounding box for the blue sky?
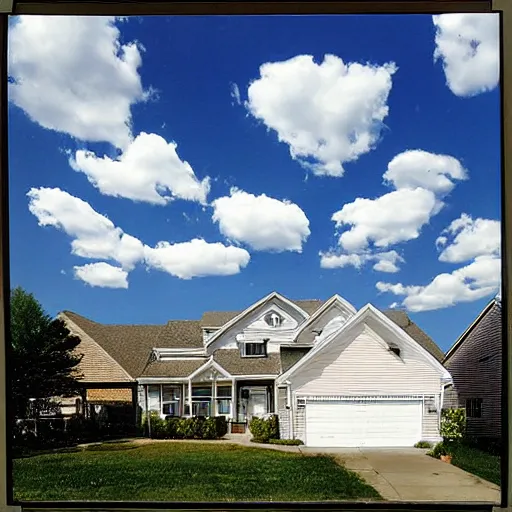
[7,14,501,352]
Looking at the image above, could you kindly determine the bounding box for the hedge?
[142,412,228,440]
[440,408,466,443]
[249,414,280,443]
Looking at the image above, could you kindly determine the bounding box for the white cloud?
[144,238,250,279]
[27,187,144,269]
[211,188,310,252]
[320,250,403,273]
[74,262,129,289]
[8,16,147,148]
[383,150,467,195]
[377,254,501,312]
[436,213,500,263]
[230,83,241,105]
[433,13,499,97]
[71,132,210,205]
[246,54,396,176]
[333,188,440,253]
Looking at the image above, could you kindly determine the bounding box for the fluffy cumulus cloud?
[246,54,396,176]
[377,214,501,312]
[28,187,251,286]
[8,16,147,148]
[144,239,250,279]
[436,213,501,263]
[74,262,129,289]
[71,132,210,205]
[377,254,501,312]
[28,187,145,270]
[211,188,310,252]
[383,150,467,195]
[320,250,403,273]
[433,13,499,97]
[320,149,466,273]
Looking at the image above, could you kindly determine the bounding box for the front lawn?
[13,441,381,502]
[449,444,501,487]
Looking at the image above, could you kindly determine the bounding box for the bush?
[440,408,465,443]
[249,414,279,443]
[414,441,432,449]
[143,414,227,440]
[463,436,501,456]
[427,441,451,459]
[269,438,304,445]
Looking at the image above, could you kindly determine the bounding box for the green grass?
[13,441,381,502]
[449,444,501,487]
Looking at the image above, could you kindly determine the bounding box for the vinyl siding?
[445,302,502,439]
[422,396,441,441]
[290,324,443,440]
[295,405,305,443]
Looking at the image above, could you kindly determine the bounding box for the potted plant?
[428,441,452,463]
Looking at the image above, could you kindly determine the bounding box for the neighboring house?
[60,291,452,448]
[443,295,502,440]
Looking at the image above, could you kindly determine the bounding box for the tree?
[10,287,83,418]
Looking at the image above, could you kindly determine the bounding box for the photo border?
[0,2,508,511]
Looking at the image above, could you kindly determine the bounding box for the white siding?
[292,325,442,396]
[295,404,306,443]
[290,324,443,440]
[296,304,352,345]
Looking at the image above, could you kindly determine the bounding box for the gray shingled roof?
[141,358,206,378]
[63,302,445,381]
[213,350,281,375]
[200,299,324,327]
[382,310,445,363]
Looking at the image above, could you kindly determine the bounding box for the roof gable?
[278,304,452,385]
[444,298,501,363]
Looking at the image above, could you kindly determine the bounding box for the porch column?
[188,379,192,417]
[231,379,236,421]
[212,376,217,417]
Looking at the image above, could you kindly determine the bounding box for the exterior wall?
[422,396,441,441]
[86,388,132,403]
[291,325,443,396]
[445,301,502,439]
[442,384,459,409]
[289,324,445,441]
[277,387,290,439]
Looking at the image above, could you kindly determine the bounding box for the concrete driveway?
[299,447,500,503]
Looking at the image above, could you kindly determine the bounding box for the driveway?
[299,447,500,502]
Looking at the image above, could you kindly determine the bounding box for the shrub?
[269,438,304,445]
[249,414,279,443]
[427,441,451,459]
[214,416,228,438]
[176,417,195,439]
[201,417,217,439]
[142,411,167,439]
[440,408,465,443]
[414,441,432,449]
[165,417,181,439]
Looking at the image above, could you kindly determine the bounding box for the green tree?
[10,287,83,418]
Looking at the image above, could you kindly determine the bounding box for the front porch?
[140,371,276,434]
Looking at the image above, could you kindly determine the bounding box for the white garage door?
[305,399,422,448]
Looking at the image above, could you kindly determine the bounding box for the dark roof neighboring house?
[62,301,445,381]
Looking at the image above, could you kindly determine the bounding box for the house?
[443,295,502,441]
[60,291,452,447]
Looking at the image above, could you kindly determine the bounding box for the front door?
[247,389,267,419]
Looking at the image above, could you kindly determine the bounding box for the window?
[466,398,483,418]
[241,342,267,357]
[162,385,181,416]
[264,311,283,327]
[216,385,232,415]
[148,384,161,412]
[192,385,212,417]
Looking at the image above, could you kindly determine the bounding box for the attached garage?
[304,397,423,448]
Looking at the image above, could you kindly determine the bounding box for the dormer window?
[241,341,267,358]
[264,311,283,328]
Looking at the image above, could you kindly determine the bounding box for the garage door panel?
[305,399,422,448]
